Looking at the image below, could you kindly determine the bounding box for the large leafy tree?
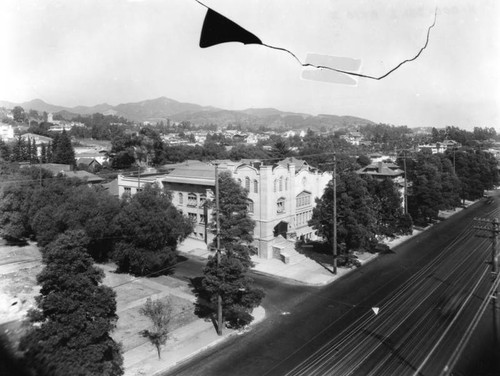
[195,252,265,329]
[365,177,413,238]
[19,231,123,376]
[30,184,121,260]
[112,184,193,276]
[310,171,378,254]
[407,156,445,225]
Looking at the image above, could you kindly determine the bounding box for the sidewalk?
[124,306,265,376]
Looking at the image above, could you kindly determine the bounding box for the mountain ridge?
[0,97,375,130]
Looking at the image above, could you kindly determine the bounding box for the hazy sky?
[1,0,498,129]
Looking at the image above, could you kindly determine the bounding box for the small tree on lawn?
[139,298,172,359]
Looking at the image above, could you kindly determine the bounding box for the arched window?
[274,179,277,192]
[253,179,258,193]
[187,193,197,207]
[178,192,184,205]
[247,199,254,213]
[245,176,250,191]
[279,176,283,191]
[277,197,286,213]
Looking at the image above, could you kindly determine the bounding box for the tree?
[12,106,26,122]
[51,130,75,165]
[139,298,172,359]
[195,170,264,329]
[195,252,265,329]
[270,137,292,160]
[212,170,256,265]
[19,230,123,376]
[112,184,193,276]
[310,171,378,255]
[366,177,413,238]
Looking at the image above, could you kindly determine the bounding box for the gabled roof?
[356,162,404,177]
[76,157,101,166]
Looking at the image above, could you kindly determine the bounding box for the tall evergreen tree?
[195,170,264,329]
[19,230,123,376]
[52,129,75,165]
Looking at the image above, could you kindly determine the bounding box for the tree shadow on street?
[189,276,220,333]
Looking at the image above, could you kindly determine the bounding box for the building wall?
[117,160,332,259]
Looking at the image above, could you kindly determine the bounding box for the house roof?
[62,170,104,183]
[161,161,215,186]
[356,162,404,177]
[102,179,119,196]
[76,157,101,166]
[20,133,53,143]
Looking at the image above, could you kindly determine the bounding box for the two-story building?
[117,158,332,259]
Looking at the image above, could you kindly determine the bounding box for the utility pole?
[473,217,500,341]
[403,150,408,215]
[395,148,409,215]
[215,162,223,335]
[332,153,337,275]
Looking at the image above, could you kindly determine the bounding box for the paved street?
[165,198,500,376]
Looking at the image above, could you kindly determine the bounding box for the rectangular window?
[187,193,197,207]
[200,214,206,224]
[188,213,197,223]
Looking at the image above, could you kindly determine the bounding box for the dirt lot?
[0,240,198,357]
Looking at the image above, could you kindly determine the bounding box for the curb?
[150,306,266,376]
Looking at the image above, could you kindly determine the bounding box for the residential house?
[0,122,15,141]
[76,157,102,172]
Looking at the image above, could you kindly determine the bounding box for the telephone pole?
[214,162,223,335]
[332,153,337,275]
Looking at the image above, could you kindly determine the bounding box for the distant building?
[0,122,15,141]
[117,158,333,259]
[356,162,404,181]
[417,139,461,154]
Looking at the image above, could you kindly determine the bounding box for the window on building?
[274,179,277,192]
[245,177,250,191]
[124,187,131,193]
[200,214,206,224]
[279,176,283,191]
[247,199,254,213]
[253,179,258,193]
[200,194,206,207]
[296,192,311,208]
[237,178,242,186]
[187,193,197,207]
[285,177,289,190]
[179,192,184,204]
[188,213,197,223]
[277,198,285,213]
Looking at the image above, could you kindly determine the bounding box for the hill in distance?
[0,97,374,131]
